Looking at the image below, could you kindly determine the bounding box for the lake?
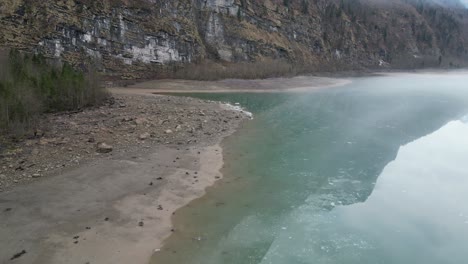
[152,71,468,264]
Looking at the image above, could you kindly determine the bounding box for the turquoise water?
[152,72,468,264]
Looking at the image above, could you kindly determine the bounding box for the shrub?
[0,49,106,134]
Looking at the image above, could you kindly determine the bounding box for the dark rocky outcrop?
[1,0,467,79]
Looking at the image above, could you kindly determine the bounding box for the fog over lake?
[153,71,468,264]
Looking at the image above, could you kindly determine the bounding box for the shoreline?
[0,93,250,263]
[2,70,466,263]
[46,143,228,264]
[0,74,348,263]
[110,69,467,96]
[111,75,352,94]
[108,68,468,93]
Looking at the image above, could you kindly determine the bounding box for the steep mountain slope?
[0,0,467,78]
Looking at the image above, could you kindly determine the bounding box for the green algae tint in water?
[152,72,468,264]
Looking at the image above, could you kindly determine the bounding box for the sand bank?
[111,75,351,94]
[0,93,249,264]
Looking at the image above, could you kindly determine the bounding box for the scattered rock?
[104,217,110,221]
[0,94,248,193]
[139,132,151,140]
[96,143,113,153]
[138,221,144,227]
[10,250,27,260]
[149,182,153,186]
[157,205,163,210]
[134,118,148,125]
[31,148,40,156]
[39,138,50,145]
[4,208,12,212]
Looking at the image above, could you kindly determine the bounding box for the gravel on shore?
[0,93,250,192]
[0,92,251,264]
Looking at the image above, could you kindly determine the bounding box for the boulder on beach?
[139,132,151,140]
[96,143,113,153]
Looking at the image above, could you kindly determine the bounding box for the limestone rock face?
[1,0,467,77]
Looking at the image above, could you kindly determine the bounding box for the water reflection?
[153,73,468,264]
[261,119,468,264]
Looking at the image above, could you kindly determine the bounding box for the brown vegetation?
[167,59,300,81]
[0,50,107,135]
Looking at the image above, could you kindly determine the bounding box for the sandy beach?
[0,76,346,264]
[1,143,227,264]
[112,75,351,94]
[0,91,250,264]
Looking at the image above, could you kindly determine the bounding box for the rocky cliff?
[1,0,467,79]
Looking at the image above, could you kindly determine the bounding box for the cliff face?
[1,0,467,78]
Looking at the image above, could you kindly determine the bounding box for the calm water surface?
[152,72,468,264]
